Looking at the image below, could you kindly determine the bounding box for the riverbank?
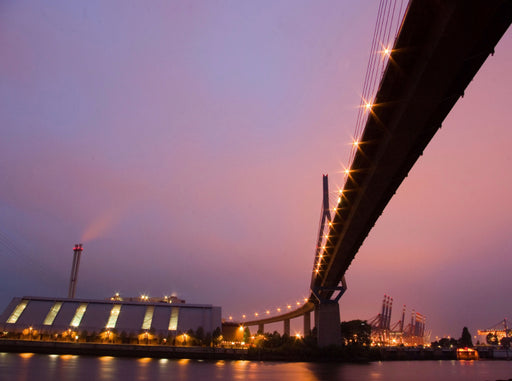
[2,339,507,362]
[0,339,248,360]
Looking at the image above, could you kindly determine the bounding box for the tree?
[186,329,197,345]
[90,331,99,342]
[195,326,205,345]
[486,333,499,345]
[438,337,458,348]
[243,327,251,343]
[501,337,511,349]
[340,320,371,347]
[266,331,282,348]
[120,331,128,344]
[212,327,222,346]
[459,327,473,348]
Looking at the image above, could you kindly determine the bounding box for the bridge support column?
[283,319,290,337]
[258,324,264,334]
[311,276,346,346]
[303,311,311,337]
[315,302,341,347]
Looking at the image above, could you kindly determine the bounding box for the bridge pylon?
[311,276,347,346]
[309,174,347,346]
[315,302,341,346]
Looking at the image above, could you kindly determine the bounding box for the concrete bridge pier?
[258,323,264,334]
[315,302,341,347]
[303,311,311,337]
[283,319,290,337]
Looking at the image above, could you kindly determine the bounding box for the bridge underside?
[311,0,512,302]
[243,0,511,348]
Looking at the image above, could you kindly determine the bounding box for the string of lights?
[314,0,407,277]
[226,297,311,323]
[226,1,408,322]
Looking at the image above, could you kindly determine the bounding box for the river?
[1,352,512,380]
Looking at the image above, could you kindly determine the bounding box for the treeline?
[431,326,512,349]
[246,320,377,362]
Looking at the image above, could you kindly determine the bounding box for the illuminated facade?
[0,296,221,337]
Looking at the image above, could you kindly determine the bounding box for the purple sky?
[1,1,511,340]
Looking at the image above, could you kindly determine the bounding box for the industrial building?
[0,295,221,342]
[0,244,222,344]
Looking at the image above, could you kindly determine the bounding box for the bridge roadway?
[243,302,315,337]
[312,0,512,301]
[241,0,512,344]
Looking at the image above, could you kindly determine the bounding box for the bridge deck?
[312,0,512,300]
[243,302,314,327]
[239,0,511,327]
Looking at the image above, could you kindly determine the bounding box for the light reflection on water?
[0,353,511,381]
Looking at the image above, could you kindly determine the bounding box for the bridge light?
[337,197,341,204]
[365,102,372,111]
[332,207,337,212]
[296,301,300,306]
[254,312,259,317]
[277,308,281,312]
[266,310,270,315]
[344,168,350,175]
[353,140,359,147]
[304,298,308,303]
[229,316,233,320]
[287,305,291,309]
[242,314,246,319]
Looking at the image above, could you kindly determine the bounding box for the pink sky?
[1,1,511,339]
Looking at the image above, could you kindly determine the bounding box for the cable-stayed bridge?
[242,0,512,346]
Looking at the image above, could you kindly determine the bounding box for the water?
[1,352,512,381]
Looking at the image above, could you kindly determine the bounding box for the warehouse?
[0,295,221,342]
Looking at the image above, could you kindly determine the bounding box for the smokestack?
[68,243,83,298]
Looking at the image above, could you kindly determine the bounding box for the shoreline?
[1,339,507,362]
[0,339,248,360]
